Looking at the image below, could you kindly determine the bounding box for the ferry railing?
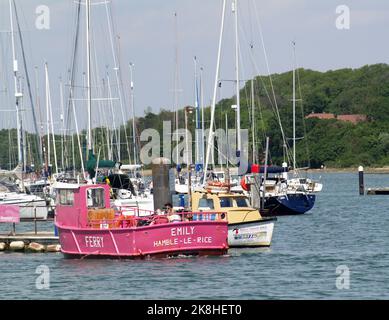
[113,205,155,217]
[113,206,228,221]
[87,211,228,229]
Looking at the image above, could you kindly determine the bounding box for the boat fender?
[115,214,126,228]
[240,177,250,191]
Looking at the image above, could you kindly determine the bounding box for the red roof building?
[305,113,367,124]
[336,114,367,124]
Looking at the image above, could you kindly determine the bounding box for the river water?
[1,172,389,299]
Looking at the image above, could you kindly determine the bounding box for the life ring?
[207,181,230,188]
[206,181,230,193]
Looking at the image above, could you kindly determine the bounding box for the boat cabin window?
[172,194,188,208]
[86,188,105,208]
[57,189,75,206]
[235,197,249,207]
[230,175,239,182]
[215,173,224,181]
[198,198,214,210]
[219,197,233,208]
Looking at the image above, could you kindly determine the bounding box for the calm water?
[1,172,389,300]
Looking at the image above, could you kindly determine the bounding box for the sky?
[0,0,389,133]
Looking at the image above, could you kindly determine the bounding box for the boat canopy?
[248,164,288,174]
[86,150,116,178]
[119,164,142,171]
[53,182,81,190]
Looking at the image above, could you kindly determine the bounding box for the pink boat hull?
[57,221,228,258]
[54,184,228,258]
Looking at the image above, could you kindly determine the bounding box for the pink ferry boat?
[54,183,228,258]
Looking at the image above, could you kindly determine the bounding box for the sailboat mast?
[59,78,65,170]
[173,12,180,166]
[225,113,229,169]
[129,62,137,164]
[34,66,45,168]
[251,79,256,163]
[9,0,23,166]
[200,66,205,169]
[292,41,296,171]
[45,63,50,169]
[204,0,227,180]
[86,0,92,153]
[233,0,241,158]
[194,56,200,166]
[45,62,58,175]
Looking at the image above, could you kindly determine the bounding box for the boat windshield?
[172,194,188,208]
[87,188,105,208]
[58,189,74,206]
[219,197,232,208]
[235,197,249,207]
[198,198,215,210]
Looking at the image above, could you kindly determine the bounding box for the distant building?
[305,113,335,120]
[336,114,367,124]
[305,112,367,124]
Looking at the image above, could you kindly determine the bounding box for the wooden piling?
[359,166,364,195]
[152,157,173,211]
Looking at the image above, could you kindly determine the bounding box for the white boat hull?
[113,196,154,215]
[228,219,275,247]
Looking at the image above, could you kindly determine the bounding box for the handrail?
[87,211,228,229]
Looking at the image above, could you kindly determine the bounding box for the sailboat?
[285,42,323,194]
[259,42,322,216]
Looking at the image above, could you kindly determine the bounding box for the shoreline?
[306,167,389,174]
[141,167,389,176]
